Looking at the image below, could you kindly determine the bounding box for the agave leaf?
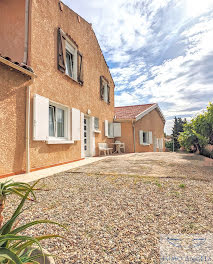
[0,247,22,264]
[10,220,68,235]
[1,181,39,236]
[15,235,62,253]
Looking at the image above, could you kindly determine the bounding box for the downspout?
[132,120,136,153]
[24,0,31,173]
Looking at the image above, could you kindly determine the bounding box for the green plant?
[0,181,66,264]
[0,180,37,228]
[179,184,186,189]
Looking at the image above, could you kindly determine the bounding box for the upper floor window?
[57,28,83,85]
[65,41,77,80]
[100,76,110,104]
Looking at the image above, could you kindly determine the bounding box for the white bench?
[98,143,113,156]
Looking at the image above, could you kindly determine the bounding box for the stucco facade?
[0,0,115,176]
[0,63,32,176]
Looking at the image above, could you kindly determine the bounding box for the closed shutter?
[33,94,49,141]
[113,123,121,137]
[105,120,108,137]
[57,28,66,73]
[139,130,143,145]
[149,131,153,144]
[77,51,83,84]
[71,108,81,141]
[107,84,110,104]
[81,113,85,158]
[100,76,104,100]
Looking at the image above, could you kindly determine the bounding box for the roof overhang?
[0,56,36,79]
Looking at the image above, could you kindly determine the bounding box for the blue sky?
[62,0,213,134]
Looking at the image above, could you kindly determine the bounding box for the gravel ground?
[4,152,213,263]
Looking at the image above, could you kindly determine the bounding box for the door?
[84,117,90,157]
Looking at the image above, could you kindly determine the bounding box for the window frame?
[65,40,77,81]
[48,102,70,141]
[94,117,99,131]
[108,122,114,138]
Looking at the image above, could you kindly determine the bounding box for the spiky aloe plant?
[0,181,66,263]
[0,180,37,228]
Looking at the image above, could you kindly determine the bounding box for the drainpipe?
[23,0,30,64]
[24,0,31,173]
[132,120,136,153]
[26,86,31,173]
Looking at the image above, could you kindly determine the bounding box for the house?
[114,104,165,153]
[0,0,116,177]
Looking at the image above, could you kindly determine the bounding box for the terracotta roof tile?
[115,103,156,119]
[0,53,34,73]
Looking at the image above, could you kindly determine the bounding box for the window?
[108,122,114,138]
[65,41,77,81]
[100,76,110,104]
[143,132,149,144]
[94,117,99,130]
[49,104,67,138]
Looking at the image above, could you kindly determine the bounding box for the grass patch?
[179,183,186,188]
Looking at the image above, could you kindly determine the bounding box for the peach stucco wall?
[115,109,165,153]
[0,0,26,62]
[0,63,30,175]
[27,0,115,169]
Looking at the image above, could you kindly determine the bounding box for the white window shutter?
[139,130,143,145]
[33,94,49,141]
[113,123,121,137]
[105,120,108,137]
[90,117,96,156]
[71,108,81,141]
[81,113,85,158]
[149,131,153,144]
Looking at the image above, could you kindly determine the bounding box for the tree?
[178,103,213,154]
[172,117,185,151]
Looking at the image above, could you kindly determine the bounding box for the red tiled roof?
[0,53,34,73]
[115,103,156,119]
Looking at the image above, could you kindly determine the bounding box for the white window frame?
[65,40,77,81]
[102,79,109,103]
[94,117,99,131]
[108,122,114,138]
[48,102,70,141]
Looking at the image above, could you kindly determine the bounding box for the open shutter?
[113,123,121,137]
[149,131,153,144]
[57,28,66,73]
[33,94,49,141]
[100,76,104,100]
[105,120,108,137]
[139,130,143,145]
[77,52,83,84]
[71,108,81,141]
[90,117,96,156]
[81,113,85,158]
[107,84,110,104]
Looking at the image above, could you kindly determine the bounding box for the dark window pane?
[57,108,64,137]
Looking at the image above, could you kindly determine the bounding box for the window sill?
[94,130,101,134]
[64,73,83,86]
[46,139,74,145]
[108,136,114,139]
[141,143,150,146]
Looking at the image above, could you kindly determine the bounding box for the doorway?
[84,117,90,157]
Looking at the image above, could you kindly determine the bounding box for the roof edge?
[135,103,165,123]
[0,56,36,78]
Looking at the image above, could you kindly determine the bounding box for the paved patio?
[5,152,213,263]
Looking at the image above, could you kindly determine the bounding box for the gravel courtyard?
[5,152,213,263]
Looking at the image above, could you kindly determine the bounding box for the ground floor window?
[143,131,149,144]
[49,105,65,138]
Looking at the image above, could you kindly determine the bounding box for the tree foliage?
[172,117,186,151]
[178,103,213,154]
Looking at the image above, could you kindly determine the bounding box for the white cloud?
[62,0,213,134]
